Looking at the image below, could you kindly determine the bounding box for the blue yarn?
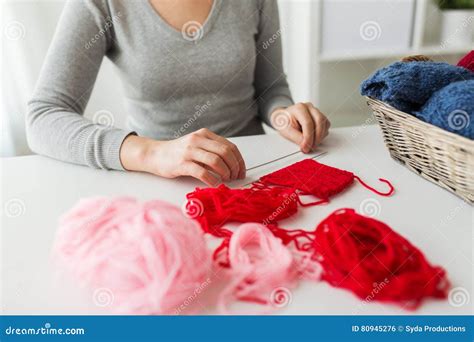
[360,61,474,113]
[414,80,474,139]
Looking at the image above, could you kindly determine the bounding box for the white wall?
[1,0,126,157]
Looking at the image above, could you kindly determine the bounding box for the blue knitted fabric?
[415,80,474,139]
[360,62,474,113]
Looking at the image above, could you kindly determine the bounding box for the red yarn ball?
[312,209,449,309]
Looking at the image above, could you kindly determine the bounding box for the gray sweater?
[27,0,293,170]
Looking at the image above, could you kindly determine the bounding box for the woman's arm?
[26,0,133,170]
[27,0,246,184]
[254,0,330,152]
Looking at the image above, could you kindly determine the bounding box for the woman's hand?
[270,102,330,153]
[120,128,246,186]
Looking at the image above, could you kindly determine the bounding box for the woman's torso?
[105,0,264,139]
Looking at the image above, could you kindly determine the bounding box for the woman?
[27,0,330,186]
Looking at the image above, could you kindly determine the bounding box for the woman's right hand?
[120,128,246,186]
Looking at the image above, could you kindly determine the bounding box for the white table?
[1,126,472,315]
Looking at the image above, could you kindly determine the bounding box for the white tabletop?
[1,126,472,315]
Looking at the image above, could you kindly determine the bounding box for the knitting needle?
[245,150,301,172]
[239,150,328,187]
[245,150,327,172]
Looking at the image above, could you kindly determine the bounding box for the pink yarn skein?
[53,197,210,314]
[218,223,299,313]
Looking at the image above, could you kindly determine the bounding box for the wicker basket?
[366,97,474,204]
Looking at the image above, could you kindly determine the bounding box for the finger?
[324,119,330,138]
[307,104,330,147]
[198,129,246,179]
[280,125,305,150]
[181,161,219,187]
[190,148,231,181]
[308,109,325,147]
[203,130,246,176]
[293,104,315,152]
[196,138,240,180]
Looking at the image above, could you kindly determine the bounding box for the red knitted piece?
[184,185,299,238]
[311,209,449,309]
[457,50,474,72]
[256,159,394,203]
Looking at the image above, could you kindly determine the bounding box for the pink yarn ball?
[218,223,299,313]
[53,197,210,314]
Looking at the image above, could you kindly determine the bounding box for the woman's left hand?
[270,102,330,153]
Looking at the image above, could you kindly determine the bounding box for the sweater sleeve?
[254,0,294,127]
[26,0,134,170]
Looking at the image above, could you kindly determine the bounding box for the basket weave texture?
[366,97,474,204]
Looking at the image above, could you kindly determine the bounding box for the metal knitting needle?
[245,150,327,172]
[245,150,301,172]
[239,150,328,187]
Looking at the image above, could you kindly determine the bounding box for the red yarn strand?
[354,176,395,196]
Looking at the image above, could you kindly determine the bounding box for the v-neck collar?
[144,0,222,42]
